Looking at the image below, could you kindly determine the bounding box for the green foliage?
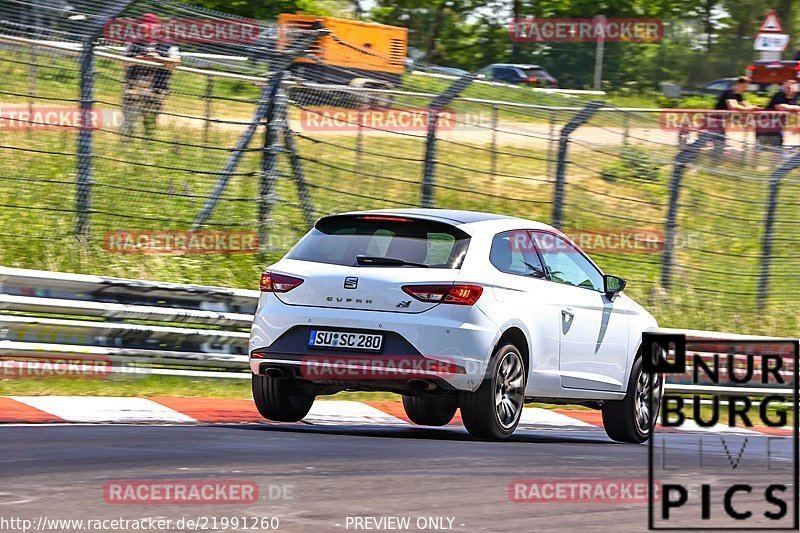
[600,145,662,183]
[185,0,798,93]
[184,0,350,20]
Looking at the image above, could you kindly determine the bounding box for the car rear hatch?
[270,213,472,313]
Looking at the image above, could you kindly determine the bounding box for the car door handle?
[561,308,574,319]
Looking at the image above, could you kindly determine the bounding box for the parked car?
[477,63,558,87]
[426,65,470,76]
[748,51,800,91]
[683,77,761,97]
[249,209,662,442]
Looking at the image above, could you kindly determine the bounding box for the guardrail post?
[757,151,800,310]
[420,74,476,208]
[192,32,321,229]
[661,132,716,289]
[550,101,603,229]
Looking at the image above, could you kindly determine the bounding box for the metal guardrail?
[0,266,257,372]
[0,267,796,397]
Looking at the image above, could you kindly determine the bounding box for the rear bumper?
[248,294,499,392]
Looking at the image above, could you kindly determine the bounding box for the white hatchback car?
[249,209,662,442]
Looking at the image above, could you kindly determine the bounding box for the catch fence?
[1,0,799,334]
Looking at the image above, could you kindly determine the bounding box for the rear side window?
[490,230,546,278]
[286,215,470,268]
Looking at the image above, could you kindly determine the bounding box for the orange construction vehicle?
[277,13,408,89]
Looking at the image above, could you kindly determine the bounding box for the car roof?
[340,208,553,228]
[490,63,542,69]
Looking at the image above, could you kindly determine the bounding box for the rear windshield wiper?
[356,255,430,268]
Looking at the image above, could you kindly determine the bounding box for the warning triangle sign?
[759,10,783,33]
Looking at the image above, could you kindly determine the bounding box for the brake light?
[260,271,303,292]
[747,65,755,71]
[526,77,538,83]
[795,64,800,71]
[357,215,412,222]
[402,284,483,305]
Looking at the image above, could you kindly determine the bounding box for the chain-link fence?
[2,0,799,336]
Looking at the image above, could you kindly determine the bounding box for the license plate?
[308,330,383,352]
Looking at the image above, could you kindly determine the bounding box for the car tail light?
[747,65,755,71]
[260,271,303,293]
[402,284,483,305]
[525,77,538,83]
[794,64,800,71]
[550,79,558,85]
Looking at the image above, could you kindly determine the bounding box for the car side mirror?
[604,275,627,300]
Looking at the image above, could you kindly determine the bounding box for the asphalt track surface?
[1,422,794,533]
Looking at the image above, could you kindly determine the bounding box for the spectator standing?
[710,76,758,157]
[120,13,181,137]
[756,79,800,152]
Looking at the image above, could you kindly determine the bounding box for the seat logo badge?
[396,300,411,308]
[344,277,358,289]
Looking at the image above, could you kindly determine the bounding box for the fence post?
[192,31,320,229]
[622,111,630,147]
[75,37,95,240]
[489,104,498,181]
[757,151,800,310]
[355,105,365,167]
[27,43,37,136]
[74,0,136,240]
[420,74,476,208]
[203,75,213,144]
[661,132,716,289]
[282,126,316,229]
[546,109,557,179]
[550,101,603,229]
[257,73,287,254]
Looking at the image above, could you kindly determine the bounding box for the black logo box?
[643,332,799,531]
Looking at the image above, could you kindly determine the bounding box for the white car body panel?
[249,209,658,401]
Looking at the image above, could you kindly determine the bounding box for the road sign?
[758,9,783,33]
[754,32,790,51]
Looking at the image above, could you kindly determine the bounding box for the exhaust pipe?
[264,367,285,378]
[407,379,436,391]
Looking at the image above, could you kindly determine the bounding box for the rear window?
[523,68,549,78]
[286,215,470,268]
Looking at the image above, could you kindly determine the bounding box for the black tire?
[402,394,458,426]
[251,374,315,422]
[602,357,663,443]
[459,343,526,440]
